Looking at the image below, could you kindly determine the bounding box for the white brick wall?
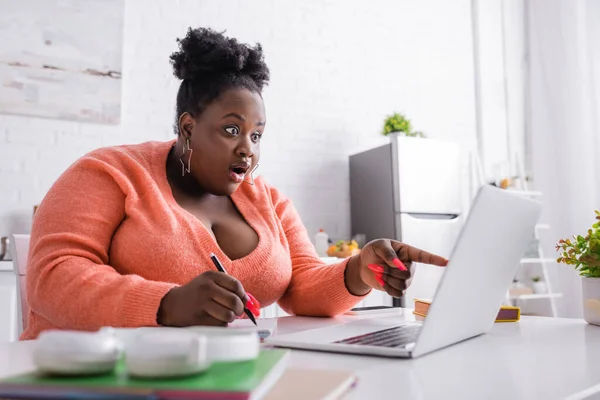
[0,0,479,241]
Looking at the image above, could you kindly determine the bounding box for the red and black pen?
[209,253,258,325]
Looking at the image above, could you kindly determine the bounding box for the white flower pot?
[533,281,547,294]
[582,277,600,326]
[387,132,421,142]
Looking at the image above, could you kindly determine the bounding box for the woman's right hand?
[157,271,256,327]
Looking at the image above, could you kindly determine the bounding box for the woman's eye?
[224,126,239,136]
[251,132,262,143]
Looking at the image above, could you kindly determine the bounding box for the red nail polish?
[367,264,385,273]
[393,258,408,271]
[247,292,260,308]
[374,274,385,287]
[246,300,260,317]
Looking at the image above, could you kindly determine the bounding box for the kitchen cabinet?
[0,261,17,342]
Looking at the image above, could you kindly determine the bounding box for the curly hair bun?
[170,27,269,89]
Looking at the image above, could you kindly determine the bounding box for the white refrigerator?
[349,135,463,308]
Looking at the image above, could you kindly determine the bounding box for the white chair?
[11,234,30,336]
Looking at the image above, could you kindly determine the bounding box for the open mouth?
[228,162,250,183]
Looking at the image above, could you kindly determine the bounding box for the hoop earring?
[244,164,259,185]
[180,138,192,177]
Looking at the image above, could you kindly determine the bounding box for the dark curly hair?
[169,27,270,135]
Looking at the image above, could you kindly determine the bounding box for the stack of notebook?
[0,349,289,399]
[413,298,521,322]
[0,348,358,400]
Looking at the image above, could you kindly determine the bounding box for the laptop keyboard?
[334,324,421,348]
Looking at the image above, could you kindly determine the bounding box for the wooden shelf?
[508,188,559,317]
[510,293,563,301]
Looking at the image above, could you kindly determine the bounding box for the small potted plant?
[531,276,546,294]
[556,210,600,325]
[382,112,425,138]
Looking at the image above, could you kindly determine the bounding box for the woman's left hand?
[346,239,448,298]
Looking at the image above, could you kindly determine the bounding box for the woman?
[21,28,446,340]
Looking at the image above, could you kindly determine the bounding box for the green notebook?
[0,349,289,400]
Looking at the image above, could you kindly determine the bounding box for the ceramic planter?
[582,277,600,326]
[533,281,547,294]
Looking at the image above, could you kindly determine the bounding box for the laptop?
[264,185,542,358]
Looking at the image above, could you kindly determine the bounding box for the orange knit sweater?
[21,140,366,340]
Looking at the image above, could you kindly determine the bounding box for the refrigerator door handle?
[405,213,460,220]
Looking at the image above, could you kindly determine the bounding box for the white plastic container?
[315,229,329,257]
[125,330,210,378]
[33,330,123,375]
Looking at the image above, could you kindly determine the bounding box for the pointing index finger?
[393,242,448,267]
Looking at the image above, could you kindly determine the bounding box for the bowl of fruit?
[327,240,361,258]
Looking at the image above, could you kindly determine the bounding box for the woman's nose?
[236,136,254,158]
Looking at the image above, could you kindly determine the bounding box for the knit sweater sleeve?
[268,185,369,317]
[26,152,177,332]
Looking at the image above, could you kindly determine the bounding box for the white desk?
[270,314,600,399]
[0,313,599,399]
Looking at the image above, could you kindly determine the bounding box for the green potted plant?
[531,276,546,294]
[556,210,600,325]
[382,112,425,138]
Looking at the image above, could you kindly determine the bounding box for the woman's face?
[181,88,266,196]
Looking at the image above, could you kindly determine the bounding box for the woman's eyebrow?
[222,112,245,121]
[222,112,265,127]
